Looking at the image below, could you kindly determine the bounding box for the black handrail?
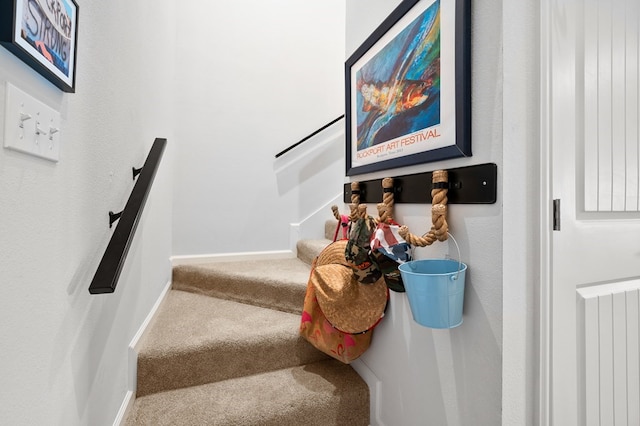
[89,138,167,294]
[275,115,344,158]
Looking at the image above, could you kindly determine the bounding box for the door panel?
[578,284,640,426]
[583,0,640,213]
[548,0,640,424]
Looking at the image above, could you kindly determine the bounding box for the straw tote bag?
[299,241,378,364]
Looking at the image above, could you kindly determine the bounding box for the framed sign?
[0,0,79,92]
[345,0,471,176]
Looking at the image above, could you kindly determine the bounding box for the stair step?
[137,290,328,397]
[326,218,341,240]
[172,257,312,314]
[296,238,331,265]
[130,235,370,424]
[125,359,369,426]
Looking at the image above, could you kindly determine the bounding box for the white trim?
[289,223,301,255]
[113,279,173,426]
[576,279,640,299]
[351,359,385,426]
[129,279,173,388]
[170,250,295,267]
[112,391,134,426]
[502,1,539,424]
[538,0,552,423]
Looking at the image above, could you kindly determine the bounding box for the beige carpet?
[124,232,370,425]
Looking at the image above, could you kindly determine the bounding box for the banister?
[88,138,167,294]
[275,115,344,158]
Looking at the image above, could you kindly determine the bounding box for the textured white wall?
[346,1,505,425]
[0,1,175,424]
[172,0,347,256]
[502,0,538,424]
[0,1,536,424]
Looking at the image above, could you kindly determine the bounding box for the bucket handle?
[447,232,463,281]
[408,231,463,280]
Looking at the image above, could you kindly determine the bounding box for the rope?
[356,204,367,220]
[350,182,360,205]
[331,182,377,239]
[331,205,341,221]
[349,182,361,221]
[398,170,449,246]
[376,177,394,224]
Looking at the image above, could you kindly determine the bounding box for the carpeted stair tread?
[125,359,369,426]
[130,232,370,424]
[137,290,328,396]
[326,218,341,240]
[172,257,312,314]
[296,238,331,265]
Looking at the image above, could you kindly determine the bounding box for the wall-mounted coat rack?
[343,163,497,204]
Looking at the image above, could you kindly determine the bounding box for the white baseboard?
[170,250,295,267]
[112,390,134,426]
[351,358,385,426]
[172,194,344,266]
[289,223,301,255]
[113,279,173,426]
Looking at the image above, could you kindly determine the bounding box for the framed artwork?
[345,0,471,176]
[0,0,79,92]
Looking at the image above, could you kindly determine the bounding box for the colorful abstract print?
[20,0,74,76]
[356,0,441,150]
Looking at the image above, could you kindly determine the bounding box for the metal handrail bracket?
[88,138,167,294]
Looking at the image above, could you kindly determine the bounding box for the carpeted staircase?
[123,222,370,425]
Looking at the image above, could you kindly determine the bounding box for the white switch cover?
[3,82,61,162]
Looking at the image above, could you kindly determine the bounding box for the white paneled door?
[544,0,640,424]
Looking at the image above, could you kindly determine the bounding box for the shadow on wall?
[358,228,501,425]
[364,293,450,425]
[273,127,345,197]
[49,233,145,424]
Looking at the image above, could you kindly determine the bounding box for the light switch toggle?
[35,121,48,136]
[4,82,61,162]
[19,113,32,128]
[49,127,59,140]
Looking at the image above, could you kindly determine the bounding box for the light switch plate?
[3,82,61,162]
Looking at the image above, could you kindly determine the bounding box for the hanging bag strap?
[331,206,350,241]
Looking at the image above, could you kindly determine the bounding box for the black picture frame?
[345,0,471,176]
[0,0,79,93]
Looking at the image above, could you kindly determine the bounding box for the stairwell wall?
[0,1,175,424]
[171,1,347,257]
[346,1,505,425]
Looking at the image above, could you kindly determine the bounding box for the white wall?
[0,1,538,424]
[502,0,538,424]
[346,1,504,425]
[0,1,175,424]
[172,0,347,256]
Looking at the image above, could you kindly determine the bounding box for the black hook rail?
[275,115,344,158]
[343,163,497,204]
[89,138,167,294]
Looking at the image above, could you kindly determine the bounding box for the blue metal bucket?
[398,259,467,329]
